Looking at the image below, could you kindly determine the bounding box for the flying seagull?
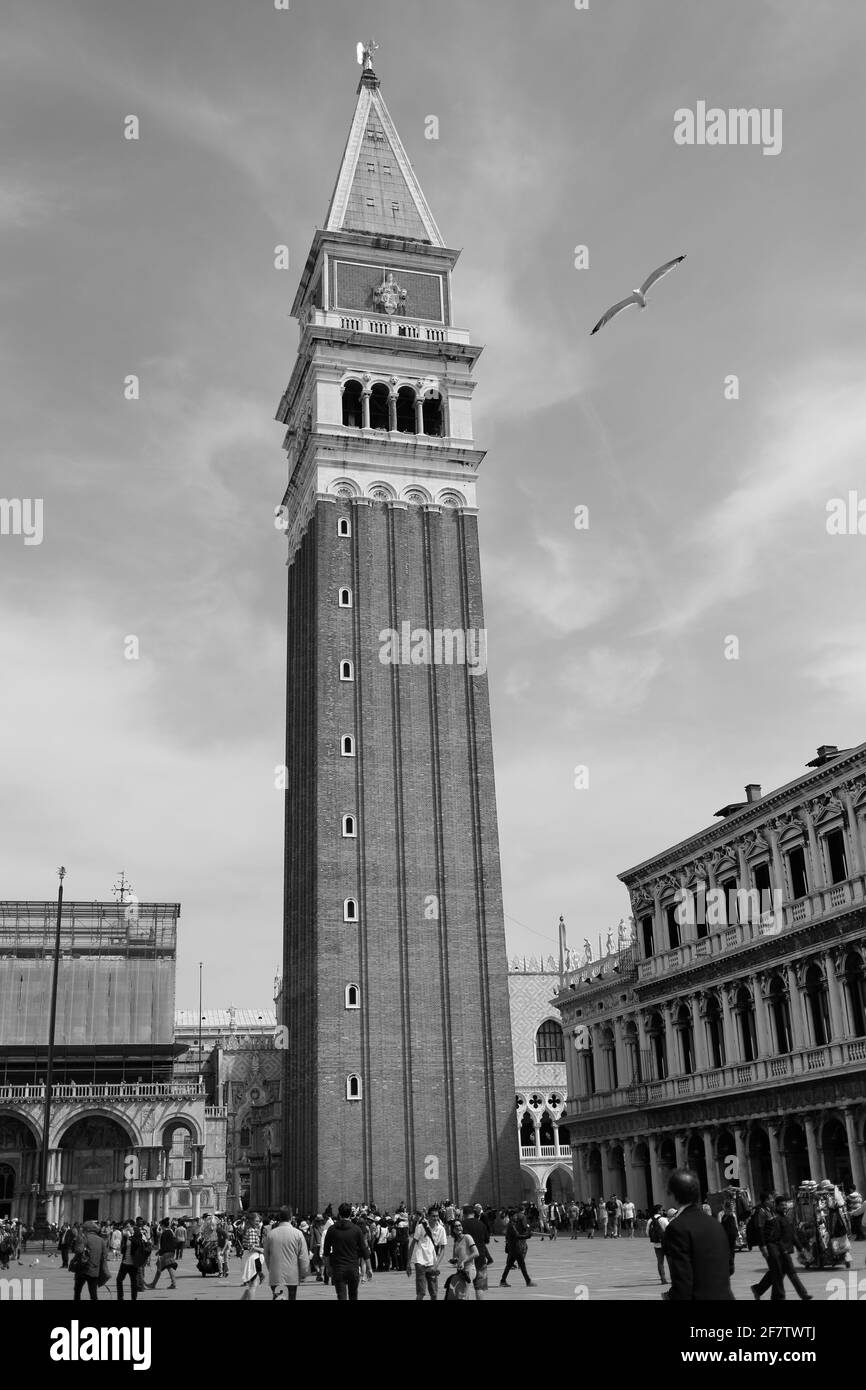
[590,255,686,335]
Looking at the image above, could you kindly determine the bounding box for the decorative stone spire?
[325,53,444,245]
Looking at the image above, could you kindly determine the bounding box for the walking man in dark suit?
[661,1169,735,1301]
[753,1196,813,1301]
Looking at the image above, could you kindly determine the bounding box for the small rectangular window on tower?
[383,164,391,175]
[391,201,400,212]
[365,197,375,208]
[366,162,375,173]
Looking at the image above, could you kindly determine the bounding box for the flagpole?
[35,866,65,1239]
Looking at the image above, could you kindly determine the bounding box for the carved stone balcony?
[300,305,470,345]
[635,871,866,983]
[569,1037,866,1114]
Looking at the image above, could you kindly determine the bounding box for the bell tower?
[277,51,520,1213]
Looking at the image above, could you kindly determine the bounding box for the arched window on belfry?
[422,390,443,436]
[341,379,363,427]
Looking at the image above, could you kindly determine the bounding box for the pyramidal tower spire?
[324,43,444,246]
[276,50,520,1215]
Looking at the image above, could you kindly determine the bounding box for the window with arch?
[647,1010,668,1080]
[675,1004,695,1074]
[239,1125,251,1149]
[753,861,772,915]
[665,903,680,950]
[735,986,757,1061]
[824,827,848,884]
[396,385,416,433]
[343,898,358,923]
[338,587,352,607]
[804,963,831,1046]
[342,814,357,838]
[338,516,351,538]
[704,992,726,1069]
[341,379,363,428]
[346,1074,362,1101]
[535,1019,565,1063]
[369,382,390,430]
[640,913,654,958]
[767,974,792,1054]
[341,735,355,757]
[787,844,809,899]
[422,390,443,436]
[339,659,354,681]
[345,983,360,1009]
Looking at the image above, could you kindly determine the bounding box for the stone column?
[613,1018,629,1090]
[674,1132,688,1169]
[785,964,807,1049]
[734,1127,751,1193]
[824,951,846,1039]
[692,996,709,1072]
[720,987,736,1065]
[570,1145,582,1202]
[387,391,397,431]
[842,1108,866,1190]
[553,1124,561,1159]
[753,976,771,1057]
[360,390,371,429]
[803,1114,822,1181]
[737,843,750,900]
[414,395,424,434]
[648,1136,664,1208]
[804,808,825,889]
[533,1120,542,1159]
[663,1004,679,1077]
[767,825,787,906]
[768,1124,786,1193]
[652,885,664,955]
[842,789,864,873]
[702,1129,719,1191]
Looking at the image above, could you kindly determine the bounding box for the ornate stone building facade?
[508,961,571,1205]
[555,743,866,1208]
[0,900,227,1224]
[175,1008,281,1213]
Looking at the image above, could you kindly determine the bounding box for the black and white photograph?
[1,0,865,1352]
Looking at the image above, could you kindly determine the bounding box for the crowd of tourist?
[4,1172,861,1301]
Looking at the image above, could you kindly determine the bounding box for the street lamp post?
[34,866,65,1240]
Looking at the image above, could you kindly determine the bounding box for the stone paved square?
[17,1232,862,1303]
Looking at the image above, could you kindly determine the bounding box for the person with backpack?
[461,1205,492,1300]
[70,1219,108,1301]
[605,1195,622,1237]
[406,1207,447,1301]
[116,1219,147,1300]
[646,1204,669,1284]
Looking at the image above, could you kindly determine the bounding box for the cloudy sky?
[2,0,864,1008]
